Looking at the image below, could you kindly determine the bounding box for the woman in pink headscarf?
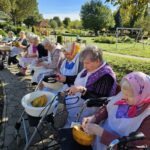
[82,72,150,150]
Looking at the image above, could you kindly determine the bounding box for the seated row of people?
[33,42,150,149]
[13,33,149,149]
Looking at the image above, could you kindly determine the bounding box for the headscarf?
[64,42,80,57]
[115,72,150,118]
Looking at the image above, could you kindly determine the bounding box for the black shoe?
[16,72,25,76]
[17,64,21,68]
[31,82,38,86]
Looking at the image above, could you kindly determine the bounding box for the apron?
[31,51,53,83]
[65,69,98,127]
[93,92,150,150]
[60,53,79,76]
[19,45,37,68]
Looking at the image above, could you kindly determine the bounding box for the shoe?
[31,82,38,86]
[17,64,21,68]
[16,72,25,76]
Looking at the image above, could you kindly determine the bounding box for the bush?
[57,35,63,44]
[94,36,115,44]
[118,36,135,43]
[0,29,7,37]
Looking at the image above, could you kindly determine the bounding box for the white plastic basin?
[21,91,58,117]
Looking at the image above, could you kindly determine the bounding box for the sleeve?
[94,106,108,123]
[22,39,28,46]
[81,74,114,100]
[100,116,150,147]
[37,44,48,58]
[49,49,64,69]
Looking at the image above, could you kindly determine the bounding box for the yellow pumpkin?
[72,125,95,146]
[31,95,48,107]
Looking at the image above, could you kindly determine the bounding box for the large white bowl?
[42,81,64,91]
[21,91,58,117]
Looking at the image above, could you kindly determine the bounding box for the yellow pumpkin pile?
[72,125,95,146]
[31,95,48,107]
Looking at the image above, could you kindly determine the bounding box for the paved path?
[0,64,59,150]
[0,64,34,150]
[103,51,150,61]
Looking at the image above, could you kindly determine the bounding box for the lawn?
[82,37,150,58]
[104,54,150,82]
[62,36,150,58]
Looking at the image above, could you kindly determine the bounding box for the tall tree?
[106,0,150,27]
[0,0,38,25]
[63,17,71,28]
[49,20,58,30]
[80,0,114,35]
[114,8,122,28]
[24,9,43,28]
[53,16,62,27]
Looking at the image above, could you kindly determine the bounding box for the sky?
[37,0,117,21]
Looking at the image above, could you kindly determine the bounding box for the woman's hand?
[67,85,85,95]
[55,73,66,82]
[83,123,104,136]
[82,115,96,128]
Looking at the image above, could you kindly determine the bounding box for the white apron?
[65,69,98,127]
[60,53,80,76]
[19,45,37,68]
[41,54,80,92]
[93,92,150,150]
[10,39,24,57]
[31,52,53,83]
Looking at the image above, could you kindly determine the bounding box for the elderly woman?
[1,31,16,44]
[39,42,81,92]
[50,42,81,86]
[82,72,150,150]
[64,45,117,125]
[8,31,28,65]
[31,38,64,84]
[0,31,16,61]
[16,34,39,76]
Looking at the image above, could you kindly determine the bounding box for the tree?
[53,16,62,27]
[105,0,150,27]
[114,8,122,28]
[0,0,38,25]
[49,20,58,30]
[24,10,43,28]
[80,0,115,35]
[69,20,82,29]
[63,17,71,28]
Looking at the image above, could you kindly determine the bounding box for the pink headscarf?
[115,72,150,117]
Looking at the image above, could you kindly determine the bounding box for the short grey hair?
[80,45,103,62]
[42,38,55,46]
[33,35,40,42]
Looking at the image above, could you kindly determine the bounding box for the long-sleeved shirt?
[82,74,114,100]
[94,105,150,149]
[37,43,48,58]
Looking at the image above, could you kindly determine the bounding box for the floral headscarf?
[115,72,150,118]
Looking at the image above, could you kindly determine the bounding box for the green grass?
[104,54,150,82]
[62,36,150,58]
[82,37,150,58]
